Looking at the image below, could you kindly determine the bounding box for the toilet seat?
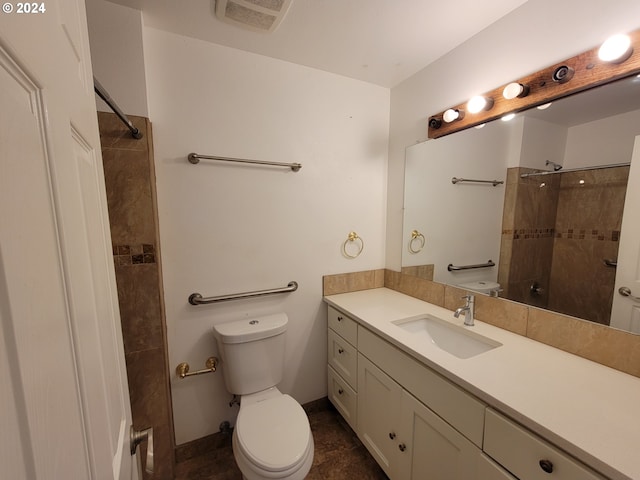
[235,394,311,474]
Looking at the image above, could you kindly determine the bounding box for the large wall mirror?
[403,67,640,334]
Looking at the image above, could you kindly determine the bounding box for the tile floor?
[174,400,388,479]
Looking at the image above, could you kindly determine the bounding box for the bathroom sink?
[392,314,502,359]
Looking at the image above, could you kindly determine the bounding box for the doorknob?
[618,287,640,301]
[130,426,154,474]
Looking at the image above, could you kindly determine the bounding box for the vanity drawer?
[358,326,485,447]
[328,328,357,389]
[328,306,358,346]
[484,409,605,480]
[327,365,357,430]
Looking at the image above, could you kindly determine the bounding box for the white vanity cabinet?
[327,307,358,429]
[356,328,484,480]
[484,409,606,480]
[326,295,619,480]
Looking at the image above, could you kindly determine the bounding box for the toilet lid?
[235,394,310,473]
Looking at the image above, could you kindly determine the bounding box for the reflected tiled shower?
[499,165,629,325]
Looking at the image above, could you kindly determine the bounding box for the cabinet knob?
[337,316,343,322]
[338,388,344,395]
[338,348,344,354]
[539,459,554,473]
[398,443,407,452]
[388,432,396,440]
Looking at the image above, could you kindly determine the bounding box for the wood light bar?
[428,29,640,139]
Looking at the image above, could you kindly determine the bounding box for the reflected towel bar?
[448,260,495,272]
[520,162,630,178]
[189,281,298,305]
[188,153,302,172]
[452,177,503,186]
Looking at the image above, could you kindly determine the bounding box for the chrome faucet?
[454,294,475,326]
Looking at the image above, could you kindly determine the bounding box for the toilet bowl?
[213,314,315,480]
[232,388,314,480]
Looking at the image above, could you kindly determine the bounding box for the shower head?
[546,160,563,171]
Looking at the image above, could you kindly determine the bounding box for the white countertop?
[324,288,640,480]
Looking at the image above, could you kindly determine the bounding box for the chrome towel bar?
[452,177,504,186]
[188,152,302,172]
[448,260,495,271]
[189,281,298,305]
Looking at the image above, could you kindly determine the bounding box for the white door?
[611,136,640,333]
[0,1,136,479]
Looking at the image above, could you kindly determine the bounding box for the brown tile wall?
[323,269,640,378]
[498,166,628,325]
[98,112,174,479]
[547,166,628,324]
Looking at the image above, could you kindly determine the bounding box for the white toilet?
[213,313,314,480]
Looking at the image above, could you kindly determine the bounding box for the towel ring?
[408,230,425,254]
[342,231,364,259]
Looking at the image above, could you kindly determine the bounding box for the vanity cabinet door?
[357,353,402,478]
[396,389,480,480]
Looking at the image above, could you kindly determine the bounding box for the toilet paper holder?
[176,356,218,379]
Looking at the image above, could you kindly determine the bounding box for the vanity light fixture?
[537,102,552,110]
[474,124,486,129]
[502,82,529,100]
[443,108,463,123]
[428,117,442,129]
[466,96,494,114]
[501,113,516,122]
[598,34,633,63]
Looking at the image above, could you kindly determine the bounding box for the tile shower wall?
[548,166,628,324]
[499,167,560,308]
[500,166,628,325]
[98,112,174,480]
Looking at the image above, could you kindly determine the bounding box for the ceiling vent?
[215,0,293,33]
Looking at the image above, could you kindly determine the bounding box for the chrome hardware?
[604,259,618,268]
[188,152,302,172]
[539,459,554,473]
[530,282,545,296]
[338,348,344,354]
[447,260,495,271]
[398,443,407,452]
[176,356,218,379]
[189,281,298,305]
[451,177,504,186]
[618,286,640,301]
[130,426,154,474]
[388,432,396,440]
[454,294,475,327]
[229,394,240,407]
[338,388,344,395]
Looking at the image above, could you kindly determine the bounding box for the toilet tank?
[213,313,288,395]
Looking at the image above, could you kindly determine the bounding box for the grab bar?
[188,153,302,172]
[451,177,503,186]
[189,281,298,305]
[448,260,495,271]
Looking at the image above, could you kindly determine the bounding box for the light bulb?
[598,34,633,63]
[501,113,516,122]
[467,96,493,114]
[474,123,486,129]
[503,82,528,100]
[443,109,461,123]
[537,102,552,110]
